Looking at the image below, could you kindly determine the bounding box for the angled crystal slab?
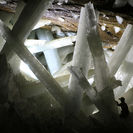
[7,33,69,110]
[68,7,92,114]
[85,3,111,92]
[1,0,54,59]
[25,36,76,53]
[114,46,133,98]
[109,24,133,76]
[85,3,117,114]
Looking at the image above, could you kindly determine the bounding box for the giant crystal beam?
[85,3,111,92]
[0,0,70,111]
[85,3,117,114]
[68,66,96,101]
[6,31,69,111]
[68,7,92,114]
[114,46,133,98]
[68,66,116,114]
[109,24,133,76]
[25,36,76,53]
[36,29,62,75]
[10,0,26,28]
[1,0,54,58]
[12,0,53,41]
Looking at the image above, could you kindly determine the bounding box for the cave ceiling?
[0,0,133,47]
